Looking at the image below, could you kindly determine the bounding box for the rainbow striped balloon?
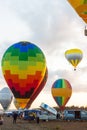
[1,41,47,109]
[51,79,72,110]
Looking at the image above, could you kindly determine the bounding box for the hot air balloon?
[1,41,47,109]
[51,79,72,111]
[0,87,13,110]
[26,67,48,108]
[65,48,83,70]
[68,0,87,35]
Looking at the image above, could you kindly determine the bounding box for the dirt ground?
[0,116,87,130]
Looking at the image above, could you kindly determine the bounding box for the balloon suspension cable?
[84,25,87,36]
[74,68,76,71]
[85,25,86,29]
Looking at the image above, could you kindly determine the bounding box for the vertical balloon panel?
[1,41,47,109]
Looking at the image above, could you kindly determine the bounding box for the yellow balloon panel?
[52,88,72,97]
[68,0,83,8]
[65,48,82,54]
[68,0,85,8]
[16,98,30,109]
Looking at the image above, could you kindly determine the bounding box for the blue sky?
[0,0,87,109]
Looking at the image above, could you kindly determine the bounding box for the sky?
[0,0,87,110]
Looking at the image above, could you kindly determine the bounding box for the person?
[84,26,87,36]
[12,111,18,124]
[56,112,60,119]
[0,115,3,125]
[36,116,39,124]
[36,112,40,124]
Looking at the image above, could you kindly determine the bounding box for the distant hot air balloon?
[65,48,83,70]
[68,0,87,35]
[0,87,13,110]
[26,67,48,108]
[1,41,47,109]
[51,79,72,111]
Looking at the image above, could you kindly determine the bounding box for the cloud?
[3,0,80,45]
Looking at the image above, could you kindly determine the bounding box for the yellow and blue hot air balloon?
[51,79,72,111]
[1,41,47,109]
[65,48,83,70]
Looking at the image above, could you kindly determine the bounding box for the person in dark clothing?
[36,112,40,124]
[13,112,18,124]
[56,112,60,119]
[36,116,39,124]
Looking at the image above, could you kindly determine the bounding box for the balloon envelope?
[1,41,46,109]
[51,79,72,110]
[0,87,13,110]
[68,0,87,23]
[65,48,83,70]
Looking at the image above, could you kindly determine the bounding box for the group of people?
[0,110,40,125]
[13,111,40,124]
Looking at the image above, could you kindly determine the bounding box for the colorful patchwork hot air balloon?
[51,79,72,110]
[1,41,47,109]
[68,0,87,24]
[65,48,83,70]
